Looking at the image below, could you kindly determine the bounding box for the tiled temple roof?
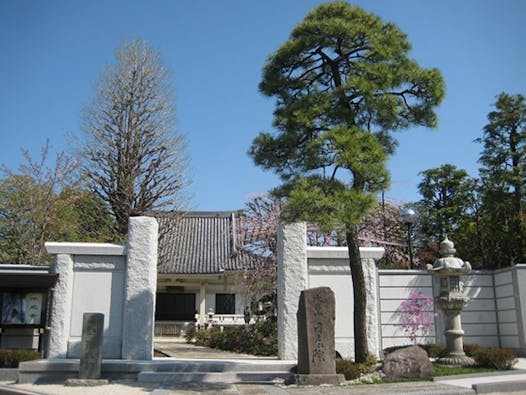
[155,211,254,275]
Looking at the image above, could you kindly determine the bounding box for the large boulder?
[383,346,434,379]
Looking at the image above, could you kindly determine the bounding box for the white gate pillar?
[122,216,158,360]
[277,222,308,360]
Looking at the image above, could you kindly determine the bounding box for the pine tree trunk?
[346,227,369,363]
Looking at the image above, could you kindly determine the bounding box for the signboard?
[1,292,45,326]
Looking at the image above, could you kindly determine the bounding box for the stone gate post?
[277,222,308,360]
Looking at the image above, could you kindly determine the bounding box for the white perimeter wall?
[354,264,525,357]
[277,222,526,359]
[65,252,126,359]
[378,270,436,349]
[308,246,383,360]
[46,216,158,360]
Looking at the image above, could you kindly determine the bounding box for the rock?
[383,346,434,379]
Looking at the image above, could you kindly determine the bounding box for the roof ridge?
[183,211,241,218]
[152,210,242,218]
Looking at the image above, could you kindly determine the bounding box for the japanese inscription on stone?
[79,313,104,380]
[297,287,336,375]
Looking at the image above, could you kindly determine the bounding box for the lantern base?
[437,355,476,366]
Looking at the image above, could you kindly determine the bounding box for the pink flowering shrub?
[397,290,437,344]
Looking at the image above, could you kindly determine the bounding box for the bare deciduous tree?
[237,194,285,319]
[237,193,408,318]
[81,39,190,234]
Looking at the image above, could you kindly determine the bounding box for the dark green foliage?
[0,349,40,368]
[462,342,485,358]
[187,319,278,356]
[417,164,473,239]
[194,327,210,346]
[416,164,478,264]
[184,325,196,343]
[425,343,447,358]
[472,347,517,370]
[60,189,121,243]
[0,143,120,264]
[476,93,526,267]
[249,1,444,363]
[417,93,526,268]
[336,355,377,380]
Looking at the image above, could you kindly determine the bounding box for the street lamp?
[401,208,417,269]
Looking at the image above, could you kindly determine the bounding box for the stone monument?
[292,287,345,385]
[66,313,108,386]
[427,237,475,366]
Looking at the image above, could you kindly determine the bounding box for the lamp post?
[401,208,416,269]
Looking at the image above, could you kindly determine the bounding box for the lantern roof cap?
[439,236,456,257]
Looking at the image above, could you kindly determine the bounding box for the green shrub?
[336,355,376,380]
[424,343,446,358]
[249,319,278,355]
[383,344,441,357]
[184,325,196,343]
[383,343,485,360]
[472,347,517,370]
[194,328,210,346]
[189,318,278,356]
[206,328,229,349]
[463,343,484,358]
[0,349,40,368]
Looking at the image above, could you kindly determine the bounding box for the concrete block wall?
[516,266,526,352]
[308,246,384,359]
[378,270,436,349]
[461,272,499,347]
[277,222,526,359]
[53,249,126,359]
[45,216,158,361]
[376,266,525,355]
[493,266,526,351]
[377,267,526,356]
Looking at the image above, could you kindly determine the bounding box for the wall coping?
[45,242,127,256]
[377,268,519,275]
[306,246,384,260]
[0,264,51,273]
[378,269,430,275]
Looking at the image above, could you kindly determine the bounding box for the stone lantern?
[427,237,475,366]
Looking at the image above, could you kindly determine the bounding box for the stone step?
[139,360,296,373]
[138,370,293,384]
[18,359,296,384]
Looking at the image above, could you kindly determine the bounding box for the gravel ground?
[0,380,479,395]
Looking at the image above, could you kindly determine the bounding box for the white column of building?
[199,283,206,325]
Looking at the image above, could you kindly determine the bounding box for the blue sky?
[1,1,525,211]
